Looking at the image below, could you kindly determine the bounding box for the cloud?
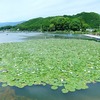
[0,0,100,22]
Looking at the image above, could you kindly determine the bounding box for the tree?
[50,16,70,31]
[63,17,70,30]
[69,18,81,31]
[78,17,89,31]
[0,26,13,30]
[81,23,89,31]
[49,24,55,31]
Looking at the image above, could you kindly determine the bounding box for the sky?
[0,0,100,22]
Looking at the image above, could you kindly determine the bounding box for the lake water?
[0,32,100,43]
[0,32,42,43]
[0,32,100,100]
[0,83,100,100]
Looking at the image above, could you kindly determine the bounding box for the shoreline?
[84,34,100,39]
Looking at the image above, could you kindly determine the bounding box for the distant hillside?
[16,17,54,31]
[1,12,100,32]
[73,12,100,28]
[0,21,24,27]
[15,12,100,32]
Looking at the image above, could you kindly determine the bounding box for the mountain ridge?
[0,21,25,27]
[0,12,100,32]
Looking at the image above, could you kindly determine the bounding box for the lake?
[0,32,100,43]
[0,83,100,100]
[0,32,100,100]
[0,32,42,43]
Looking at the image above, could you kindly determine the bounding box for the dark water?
[0,83,100,100]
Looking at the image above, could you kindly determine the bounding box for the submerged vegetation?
[0,39,100,93]
[0,86,31,100]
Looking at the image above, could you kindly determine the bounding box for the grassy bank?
[0,39,100,93]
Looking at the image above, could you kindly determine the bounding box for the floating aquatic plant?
[0,39,100,93]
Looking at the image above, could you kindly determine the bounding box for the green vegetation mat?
[0,39,100,93]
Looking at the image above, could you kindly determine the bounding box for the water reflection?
[0,83,100,100]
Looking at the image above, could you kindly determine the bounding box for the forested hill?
[1,12,100,32]
[73,12,100,28]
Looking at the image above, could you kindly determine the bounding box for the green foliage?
[0,39,100,93]
[0,12,100,32]
[17,17,53,31]
[49,24,55,31]
[50,17,70,31]
[0,26,14,31]
[69,18,81,31]
[74,12,100,28]
[6,12,99,32]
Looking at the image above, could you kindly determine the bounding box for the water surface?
[0,32,100,43]
[0,83,100,100]
[0,32,42,43]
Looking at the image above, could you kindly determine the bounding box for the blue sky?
[0,0,100,22]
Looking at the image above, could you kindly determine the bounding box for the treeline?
[0,12,100,32]
[41,16,89,32]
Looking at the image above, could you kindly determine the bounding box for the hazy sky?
[0,0,100,22]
